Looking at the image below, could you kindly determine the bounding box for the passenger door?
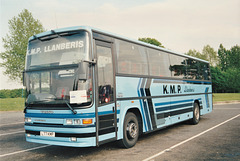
[95,40,117,145]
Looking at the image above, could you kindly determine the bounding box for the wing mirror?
[77,59,96,80]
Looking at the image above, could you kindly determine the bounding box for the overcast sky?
[0,0,240,89]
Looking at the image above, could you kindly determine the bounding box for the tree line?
[1,9,239,95]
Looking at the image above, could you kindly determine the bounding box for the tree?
[202,45,218,66]
[218,44,240,71]
[229,45,240,69]
[186,49,206,60]
[218,44,228,71]
[1,9,45,81]
[138,37,164,48]
[186,45,218,66]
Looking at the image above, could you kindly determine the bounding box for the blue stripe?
[25,123,96,128]
[156,103,193,112]
[98,110,120,116]
[153,79,212,84]
[155,98,202,113]
[184,80,212,84]
[25,113,95,118]
[205,87,210,108]
[137,78,147,131]
[155,106,169,112]
[140,80,152,131]
[26,110,120,119]
[171,99,193,105]
[155,99,193,107]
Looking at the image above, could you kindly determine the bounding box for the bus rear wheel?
[119,112,139,148]
[191,102,200,125]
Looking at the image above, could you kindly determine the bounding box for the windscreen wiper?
[64,100,77,114]
[44,97,77,114]
[45,98,77,114]
[24,99,77,115]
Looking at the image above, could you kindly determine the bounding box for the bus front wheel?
[119,112,139,148]
[191,102,200,125]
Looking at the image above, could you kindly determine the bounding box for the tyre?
[119,112,139,148]
[191,102,200,125]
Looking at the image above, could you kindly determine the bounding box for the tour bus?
[23,26,212,148]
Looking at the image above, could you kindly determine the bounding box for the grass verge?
[0,97,24,111]
[213,93,240,103]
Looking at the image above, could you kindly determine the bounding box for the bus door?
[95,40,117,145]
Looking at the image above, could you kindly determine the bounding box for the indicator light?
[82,119,93,124]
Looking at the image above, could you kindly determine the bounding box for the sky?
[0,0,240,89]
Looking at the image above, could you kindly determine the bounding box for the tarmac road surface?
[0,103,239,161]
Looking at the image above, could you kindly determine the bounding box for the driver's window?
[97,45,114,105]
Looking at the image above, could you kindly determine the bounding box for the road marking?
[214,102,240,105]
[0,131,25,136]
[0,122,24,127]
[142,113,240,161]
[0,145,51,157]
[215,108,239,110]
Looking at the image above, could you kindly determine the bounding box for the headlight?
[70,137,77,142]
[66,119,73,125]
[25,118,31,122]
[74,119,81,125]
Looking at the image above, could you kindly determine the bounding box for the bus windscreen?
[24,31,92,109]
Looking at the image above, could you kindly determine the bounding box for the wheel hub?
[195,107,199,120]
[127,122,138,139]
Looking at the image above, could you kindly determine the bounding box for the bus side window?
[147,48,171,77]
[198,62,211,80]
[116,39,148,76]
[169,54,187,79]
[186,59,198,80]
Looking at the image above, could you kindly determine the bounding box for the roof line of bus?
[29,26,209,64]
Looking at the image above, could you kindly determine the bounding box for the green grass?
[0,93,239,111]
[0,97,25,111]
[213,93,240,103]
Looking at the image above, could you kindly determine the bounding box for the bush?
[0,89,24,98]
[211,67,240,93]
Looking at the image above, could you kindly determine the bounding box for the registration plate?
[40,131,55,137]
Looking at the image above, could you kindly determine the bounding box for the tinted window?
[199,62,211,80]
[186,59,199,79]
[147,48,171,77]
[116,39,148,75]
[169,54,187,79]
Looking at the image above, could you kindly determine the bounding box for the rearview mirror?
[77,62,88,80]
